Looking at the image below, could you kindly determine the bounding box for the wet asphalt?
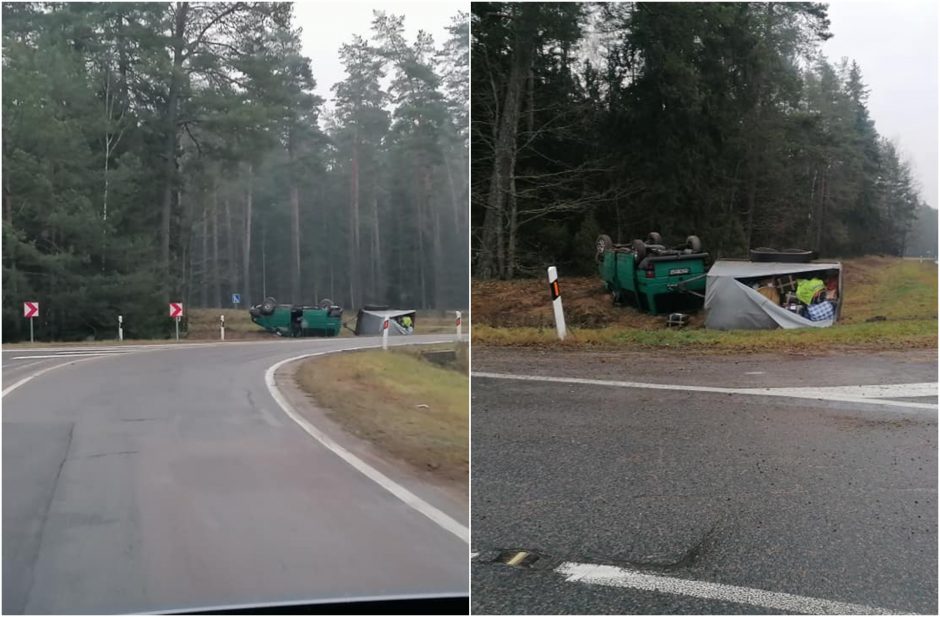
[470,348,937,614]
[2,337,468,614]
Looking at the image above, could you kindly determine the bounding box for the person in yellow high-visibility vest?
[401,314,413,333]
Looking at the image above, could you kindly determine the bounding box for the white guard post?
[118,315,124,341]
[382,318,389,350]
[220,314,225,340]
[547,266,567,340]
[456,311,462,340]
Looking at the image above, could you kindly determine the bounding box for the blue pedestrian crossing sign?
[232,293,241,305]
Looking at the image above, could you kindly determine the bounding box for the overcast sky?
[822,1,938,209]
[292,1,463,117]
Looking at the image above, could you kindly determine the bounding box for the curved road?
[3,336,467,614]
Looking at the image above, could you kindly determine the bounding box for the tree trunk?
[426,168,444,307]
[200,204,208,308]
[349,138,360,308]
[288,126,302,304]
[371,191,381,300]
[413,157,428,308]
[506,168,518,279]
[443,145,464,239]
[744,175,756,252]
[224,195,235,300]
[290,183,301,304]
[212,190,221,308]
[160,3,188,290]
[242,164,253,306]
[478,3,539,278]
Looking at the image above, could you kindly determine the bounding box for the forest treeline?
[2,2,468,341]
[472,2,934,279]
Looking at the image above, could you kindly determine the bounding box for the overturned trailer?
[354,308,417,336]
[705,260,843,330]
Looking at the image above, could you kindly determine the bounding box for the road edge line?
[264,340,470,544]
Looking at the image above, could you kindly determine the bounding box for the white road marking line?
[744,371,765,375]
[555,562,897,615]
[768,382,937,399]
[6,359,46,371]
[472,372,938,411]
[265,339,469,544]
[2,358,99,398]
[10,353,121,360]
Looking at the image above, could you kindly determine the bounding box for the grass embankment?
[472,256,937,352]
[294,344,468,487]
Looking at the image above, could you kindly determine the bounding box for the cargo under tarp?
[705,260,842,330]
[354,309,416,335]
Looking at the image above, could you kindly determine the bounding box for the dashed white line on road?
[472,372,938,410]
[555,561,897,615]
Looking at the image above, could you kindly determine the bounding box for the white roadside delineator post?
[118,315,124,342]
[220,314,225,341]
[382,317,389,350]
[547,266,567,340]
[456,311,462,340]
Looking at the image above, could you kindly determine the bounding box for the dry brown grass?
[294,347,468,489]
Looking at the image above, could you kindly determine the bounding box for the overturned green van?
[249,297,342,337]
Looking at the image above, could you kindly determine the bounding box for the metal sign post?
[547,266,567,340]
[220,314,225,341]
[382,318,389,350]
[169,303,183,341]
[23,301,39,343]
[118,315,124,342]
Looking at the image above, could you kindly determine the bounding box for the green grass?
[294,346,468,486]
[474,257,937,352]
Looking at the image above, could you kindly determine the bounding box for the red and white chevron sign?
[23,301,39,319]
[169,302,183,318]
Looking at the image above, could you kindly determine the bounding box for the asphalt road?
[2,336,468,614]
[471,348,937,615]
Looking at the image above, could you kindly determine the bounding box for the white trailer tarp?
[705,260,842,330]
[355,309,416,335]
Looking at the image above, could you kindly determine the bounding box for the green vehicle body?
[249,302,342,337]
[598,238,709,315]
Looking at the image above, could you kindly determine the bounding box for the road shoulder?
[273,357,468,525]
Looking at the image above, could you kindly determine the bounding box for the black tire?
[686,235,702,252]
[632,238,647,261]
[647,232,662,245]
[595,234,613,262]
[319,298,333,310]
[261,297,277,315]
